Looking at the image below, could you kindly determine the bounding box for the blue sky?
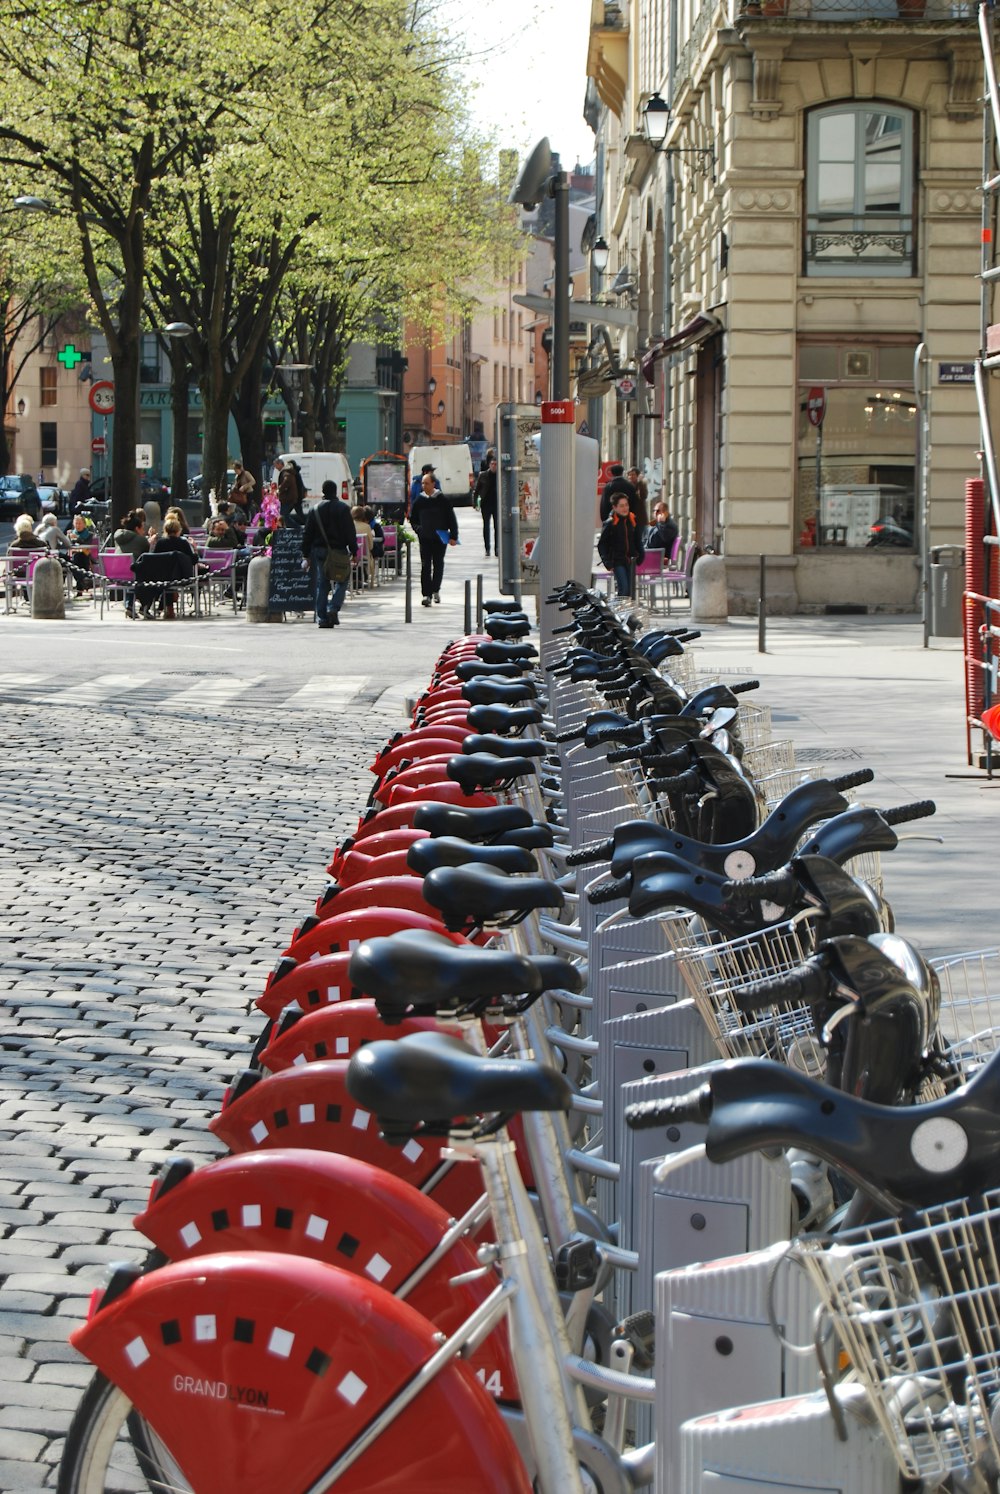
[444,0,597,172]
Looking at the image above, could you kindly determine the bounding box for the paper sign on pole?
[135,444,153,470]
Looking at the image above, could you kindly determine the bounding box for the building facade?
[588,0,985,611]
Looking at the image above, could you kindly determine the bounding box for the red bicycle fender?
[282,908,461,965]
[384,781,497,810]
[372,758,453,805]
[72,1253,529,1494]
[258,1000,448,1071]
[308,878,440,930]
[134,1149,518,1401]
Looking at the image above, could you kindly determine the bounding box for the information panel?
[266,527,313,614]
[496,403,542,599]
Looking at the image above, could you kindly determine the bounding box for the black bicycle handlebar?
[566,836,614,867]
[730,679,760,694]
[626,1082,714,1130]
[829,768,876,792]
[587,874,631,905]
[729,960,832,1015]
[881,799,936,826]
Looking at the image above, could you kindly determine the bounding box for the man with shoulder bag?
[301,479,357,628]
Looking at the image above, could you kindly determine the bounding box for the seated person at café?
[113,509,151,558]
[134,517,196,620]
[68,512,97,594]
[7,513,48,600]
[35,512,71,555]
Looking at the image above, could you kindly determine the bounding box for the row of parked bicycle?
[57,583,1000,1493]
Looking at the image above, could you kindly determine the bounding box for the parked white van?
[273,452,354,508]
[409,444,475,506]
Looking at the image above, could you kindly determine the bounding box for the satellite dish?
[508,138,554,210]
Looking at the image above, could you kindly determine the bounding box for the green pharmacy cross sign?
[57,344,85,370]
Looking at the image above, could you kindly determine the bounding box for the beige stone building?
[587,0,984,611]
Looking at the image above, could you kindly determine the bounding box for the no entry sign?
[806,387,826,427]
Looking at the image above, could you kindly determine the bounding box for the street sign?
[89,381,115,414]
[939,362,975,384]
[58,343,84,370]
[135,444,153,470]
[806,386,826,427]
[91,436,107,456]
[616,375,637,400]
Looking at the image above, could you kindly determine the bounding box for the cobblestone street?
[0,667,411,1488]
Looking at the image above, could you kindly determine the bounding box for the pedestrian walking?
[409,462,441,504]
[300,479,357,628]
[278,460,306,527]
[231,459,257,518]
[598,492,645,599]
[474,455,498,557]
[409,470,458,606]
[68,467,92,516]
[599,463,639,522]
[627,466,650,529]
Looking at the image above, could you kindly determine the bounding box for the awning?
[641,312,723,384]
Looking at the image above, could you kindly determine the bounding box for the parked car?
[188,470,236,501]
[89,475,171,513]
[0,475,41,521]
[36,484,69,516]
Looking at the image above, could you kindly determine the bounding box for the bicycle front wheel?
[58,1371,192,1494]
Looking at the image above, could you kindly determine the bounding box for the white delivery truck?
[273,452,355,508]
[409,444,475,507]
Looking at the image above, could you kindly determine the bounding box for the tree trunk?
[108,224,145,530]
[199,388,231,523]
[167,346,190,512]
[232,344,268,492]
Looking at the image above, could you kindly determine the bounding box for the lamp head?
[643,93,670,149]
[508,138,554,210]
[591,236,610,274]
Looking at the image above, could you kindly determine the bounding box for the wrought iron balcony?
[805,218,914,274]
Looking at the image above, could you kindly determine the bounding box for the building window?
[40,367,57,407]
[40,421,57,467]
[140,334,161,383]
[796,341,917,550]
[805,105,915,277]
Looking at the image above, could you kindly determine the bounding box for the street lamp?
[642,92,716,179]
[508,138,569,401]
[591,236,611,276]
[276,363,312,447]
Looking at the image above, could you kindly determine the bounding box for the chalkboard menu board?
[267,527,314,614]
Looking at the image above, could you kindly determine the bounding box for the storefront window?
[796,343,916,550]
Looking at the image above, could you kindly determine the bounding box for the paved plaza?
[0,551,994,1487]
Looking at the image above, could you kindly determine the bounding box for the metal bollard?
[404,540,412,623]
[758,554,767,653]
[464,579,472,635]
[476,573,483,632]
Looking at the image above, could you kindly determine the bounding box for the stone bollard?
[246,555,281,623]
[143,500,162,534]
[30,554,66,620]
[690,553,728,624]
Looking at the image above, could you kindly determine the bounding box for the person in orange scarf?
[598,493,645,599]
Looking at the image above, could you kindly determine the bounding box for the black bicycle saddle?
[348,928,580,1020]
[347,1031,572,1127]
[453,659,530,682]
[422,864,564,931]
[406,836,537,877]
[412,803,534,840]
[447,752,539,795]
[462,733,548,761]
[461,679,538,707]
[475,641,538,663]
[465,704,544,736]
[484,616,532,641]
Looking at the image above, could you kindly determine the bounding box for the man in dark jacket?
[599,463,639,522]
[409,462,441,504]
[410,470,458,606]
[301,479,357,627]
[473,455,498,556]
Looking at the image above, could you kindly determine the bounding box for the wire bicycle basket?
[671,909,826,1070]
[793,1191,1000,1484]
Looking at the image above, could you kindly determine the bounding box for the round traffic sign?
[91,436,107,456]
[89,381,115,415]
[806,386,826,428]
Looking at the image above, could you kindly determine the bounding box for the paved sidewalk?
[0,560,994,1487]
